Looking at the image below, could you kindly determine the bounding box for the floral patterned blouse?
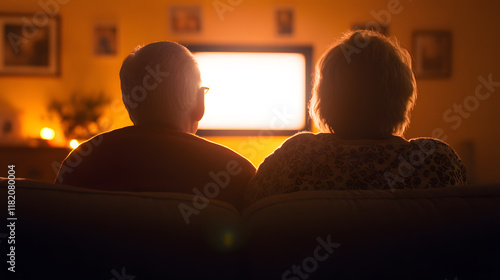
[243,132,467,207]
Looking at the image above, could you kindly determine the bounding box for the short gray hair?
[119,41,201,125]
[309,30,416,138]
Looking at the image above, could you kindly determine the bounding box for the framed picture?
[0,14,60,76]
[413,31,452,78]
[170,6,201,33]
[94,24,118,56]
[0,105,22,144]
[276,7,294,36]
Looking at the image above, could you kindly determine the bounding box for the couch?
[1,178,499,280]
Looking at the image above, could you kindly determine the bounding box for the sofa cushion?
[0,178,243,280]
[242,186,500,279]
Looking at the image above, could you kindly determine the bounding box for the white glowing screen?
[194,52,306,130]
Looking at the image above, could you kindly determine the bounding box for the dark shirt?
[55,125,256,208]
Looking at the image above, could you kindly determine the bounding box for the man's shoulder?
[71,125,256,172]
[81,126,135,142]
[193,135,256,172]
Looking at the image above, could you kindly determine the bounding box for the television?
[185,45,313,136]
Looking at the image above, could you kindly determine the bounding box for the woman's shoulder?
[407,137,465,167]
[408,137,458,155]
[408,137,467,184]
[281,131,334,146]
[260,132,335,165]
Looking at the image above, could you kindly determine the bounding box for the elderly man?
[55,41,255,209]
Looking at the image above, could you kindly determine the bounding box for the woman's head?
[309,30,416,139]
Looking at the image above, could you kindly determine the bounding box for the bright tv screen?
[186,45,312,136]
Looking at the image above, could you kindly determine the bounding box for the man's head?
[119,41,205,133]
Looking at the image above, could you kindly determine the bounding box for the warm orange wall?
[1,0,499,183]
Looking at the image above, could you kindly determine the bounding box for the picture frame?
[94,23,118,56]
[0,104,22,144]
[413,30,452,78]
[275,7,294,36]
[0,14,60,76]
[170,6,202,34]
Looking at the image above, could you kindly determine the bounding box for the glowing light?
[40,127,55,140]
[194,52,306,130]
[223,231,234,247]
[69,139,79,149]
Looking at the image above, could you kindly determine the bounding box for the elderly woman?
[243,30,466,207]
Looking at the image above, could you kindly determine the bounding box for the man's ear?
[192,89,205,122]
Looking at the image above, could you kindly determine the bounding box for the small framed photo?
[0,14,60,76]
[275,8,294,36]
[413,30,452,78]
[94,24,118,56]
[170,6,202,33]
[0,107,22,144]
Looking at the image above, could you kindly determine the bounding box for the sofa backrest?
[242,186,500,280]
[0,178,243,280]
[2,178,500,280]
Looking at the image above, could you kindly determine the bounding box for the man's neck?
[135,120,197,134]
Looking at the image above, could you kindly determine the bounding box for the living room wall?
[0,0,499,184]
